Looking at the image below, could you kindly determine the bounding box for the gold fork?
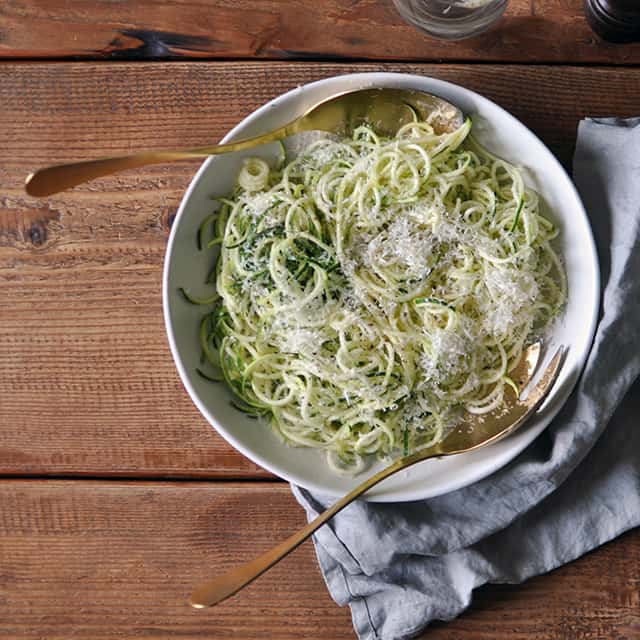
[190,343,566,609]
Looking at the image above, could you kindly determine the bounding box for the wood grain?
[0,480,636,639]
[1,1,640,63]
[1,61,640,478]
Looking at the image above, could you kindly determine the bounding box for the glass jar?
[392,0,509,40]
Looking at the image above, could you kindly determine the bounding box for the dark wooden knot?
[28,223,47,246]
[162,207,177,233]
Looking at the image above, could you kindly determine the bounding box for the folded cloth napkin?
[293,117,640,640]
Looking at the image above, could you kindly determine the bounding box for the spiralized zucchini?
[191,114,566,474]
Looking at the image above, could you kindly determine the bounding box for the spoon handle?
[25,125,294,198]
[189,450,435,609]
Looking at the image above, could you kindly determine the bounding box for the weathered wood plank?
[0,480,637,639]
[1,61,639,478]
[1,0,639,64]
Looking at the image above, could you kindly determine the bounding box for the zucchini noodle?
[188,114,566,474]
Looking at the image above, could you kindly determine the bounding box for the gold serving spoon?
[190,343,566,609]
[24,88,463,197]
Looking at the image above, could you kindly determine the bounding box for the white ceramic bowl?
[163,72,599,502]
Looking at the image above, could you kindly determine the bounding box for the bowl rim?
[163,71,600,501]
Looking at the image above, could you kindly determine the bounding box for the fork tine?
[521,345,567,411]
[480,345,567,447]
[502,340,542,393]
[438,345,567,455]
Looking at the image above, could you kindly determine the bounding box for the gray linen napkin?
[293,117,640,640]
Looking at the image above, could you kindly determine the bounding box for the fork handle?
[189,449,437,609]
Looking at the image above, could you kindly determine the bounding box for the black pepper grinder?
[584,0,640,42]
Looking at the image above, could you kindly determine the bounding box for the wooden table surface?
[1,3,639,639]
